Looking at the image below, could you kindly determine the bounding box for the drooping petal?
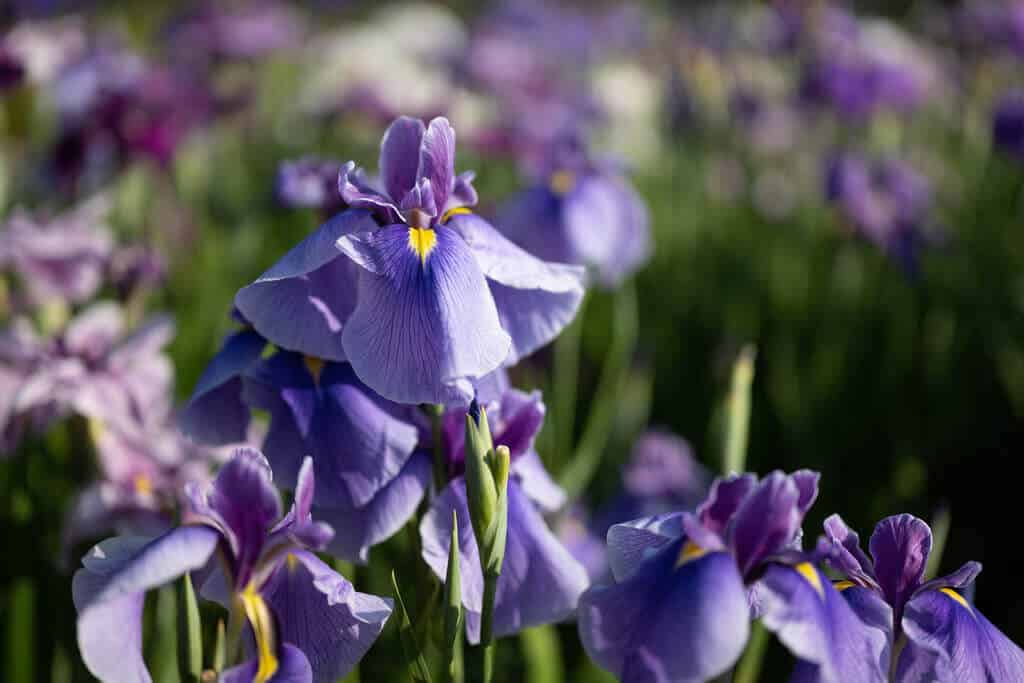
[73,528,220,683]
[262,551,392,683]
[514,450,566,512]
[379,116,426,203]
[822,514,878,589]
[420,479,588,643]
[244,354,419,508]
[757,563,890,683]
[235,211,376,361]
[317,453,431,563]
[898,587,1024,682]
[605,512,686,583]
[868,513,932,614]
[916,560,983,596]
[180,328,266,445]
[340,223,510,405]
[447,213,584,364]
[419,117,455,210]
[220,643,313,683]
[337,162,402,224]
[578,541,749,683]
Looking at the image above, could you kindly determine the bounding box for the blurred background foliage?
[3,0,1024,681]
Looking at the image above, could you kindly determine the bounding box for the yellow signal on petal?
[795,562,825,599]
[133,474,153,496]
[440,206,472,224]
[549,170,576,195]
[408,227,438,267]
[940,587,973,612]
[240,583,279,683]
[833,580,857,592]
[675,540,707,568]
[303,355,324,383]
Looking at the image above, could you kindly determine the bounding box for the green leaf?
[176,573,203,683]
[520,625,563,683]
[723,345,756,475]
[391,571,433,682]
[442,510,463,683]
[212,618,226,673]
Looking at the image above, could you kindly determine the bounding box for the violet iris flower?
[497,133,650,288]
[823,513,1024,681]
[994,91,1024,161]
[74,448,392,683]
[419,389,589,643]
[578,471,891,683]
[235,116,585,405]
[276,157,347,215]
[826,154,935,274]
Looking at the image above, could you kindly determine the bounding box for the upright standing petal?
[868,513,932,613]
[419,117,456,210]
[729,472,803,578]
[341,224,510,404]
[379,117,426,203]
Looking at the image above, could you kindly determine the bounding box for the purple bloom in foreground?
[235,116,585,405]
[578,471,890,682]
[994,91,1024,161]
[420,388,588,643]
[73,448,392,683]
[497,133,650,288]
[822,513,1024,682]
[826,154,935,274]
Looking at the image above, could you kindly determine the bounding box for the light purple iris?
[823,513,1024,681]
[419,388,589,643]
[73,448,392,683]
[276,157,347,215]
[0,197,113,311]
[496,133,650,288]
[235,116,585,405]
[578,471,891,683]
[826,153,935,274]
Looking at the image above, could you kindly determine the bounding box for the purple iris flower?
[164,1,304,64]
[559,430,710,581]
[496,133,650,288]
[822,513,1024,681]
[419,388,589,643]
[826,154,935,274]
[276,157,347,216]
[74,448,392,683]
[578,471,891,682]
[0,197,113,311]
[235,116,585,405]
[0,45,26,91]
[994,91,1024,161]
[240,350,428,563]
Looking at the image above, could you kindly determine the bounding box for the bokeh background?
[3,0,1024,681]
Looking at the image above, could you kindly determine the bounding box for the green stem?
[552,296,586,470]
[465,643,493,683]
[559,282,638,498]
[731,621,769,683]
[175,573,203,683]
[520,625,563,683]
[428,404,447,493]
[723,345,756,476]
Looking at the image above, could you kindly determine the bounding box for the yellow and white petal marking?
[795,562,825,600]
[675,540,708,568]
[408,227,438,267]
[939,587,973,614]
[440,206,472,224]
[549,170,576,195]
[240,583,279,683]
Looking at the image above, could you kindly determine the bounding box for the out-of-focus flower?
[0,195,112,311]
[275,157,347,215]
[236,116,585,405]
[299,3,465,122]
[0,46,26,91]
[823,514,1024,681]
[73,449,392,683]
[241,350,428,563]
[826,154,936,273]
[578,470,892,682]
[994,91,1024,160]
[1,17,86,86]
[164,1,304,64]
[420,389,588,643]
[497,133,649,288]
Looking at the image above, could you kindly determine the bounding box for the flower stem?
[731,621,769,683]
[427,403,447,493]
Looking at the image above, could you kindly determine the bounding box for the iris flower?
[578,471,890,682]
[823,513,1024,681]
[419,389,589,642]
[73,448,392,683]
[235,115,585,405]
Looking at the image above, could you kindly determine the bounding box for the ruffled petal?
[868,513,931,613]
[235,211,376,361]
[578,543,749,683]
[729,472,804,578]
[822,514,878,589]
[899,587,1024,682]
[697,472,758,534]
[317,452,431,563]
[262,551,392,683]
[447,213,584,364]
[757,564,890,683]
[605,512,686,583]
[180,328,266,445]
[340,223,510,405]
